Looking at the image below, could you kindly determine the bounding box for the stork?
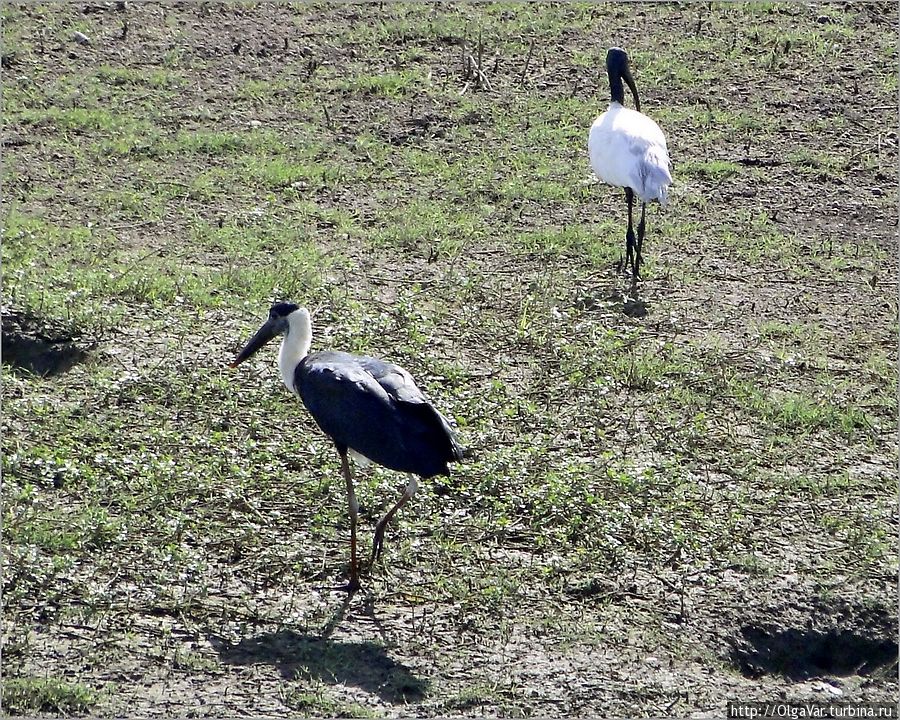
[588,47,672,280]
[230,302,463,592]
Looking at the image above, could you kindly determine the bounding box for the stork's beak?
[621,64,641,113]
[230,319,277,368]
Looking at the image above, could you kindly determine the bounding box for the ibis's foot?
[627,275,640,300]
[631,252,642,282]
[625,227,637,277]
[629,268,642,293]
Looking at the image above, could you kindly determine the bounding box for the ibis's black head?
[606,46,641,112]
[230,301,300,367]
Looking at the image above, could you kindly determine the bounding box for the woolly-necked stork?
[230,302,463,592]
[588,47,672,280]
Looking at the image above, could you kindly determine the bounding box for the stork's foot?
[371,518,389,564]
[330,575,360,594]
[370,478,416,568]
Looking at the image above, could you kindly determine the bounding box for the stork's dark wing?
[295,351,462,477]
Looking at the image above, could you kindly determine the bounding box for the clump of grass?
[517,224,619,266]
[13,107,154,136]
[338,70,425,98]
[95,65,182,89]
[2,677,100,715]
[369,198,488,259]
[442,683,501,711]
[765,392,873,436]
[282,686,380,718]
[679,159,741,180]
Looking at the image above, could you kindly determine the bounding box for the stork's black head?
[269,302,300,320]
[606,46,640,112]
[230,301,301,368]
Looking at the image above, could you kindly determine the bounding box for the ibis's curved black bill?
[230,319,277,368]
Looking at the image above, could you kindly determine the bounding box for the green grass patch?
[1,677,100,715]
[2,3,895,716]
[369,198,490,258]
[95,65,183,89]
[680,159,741,181]
[517,223,620,266]
[339,69,426,98]
[283,687,380,718]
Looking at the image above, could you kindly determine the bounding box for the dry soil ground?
[2,2,898,717]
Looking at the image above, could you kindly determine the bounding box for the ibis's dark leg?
[624,188,636,275]
[338,449,360,592]
[635,201,647,280]
[371,475,418,564]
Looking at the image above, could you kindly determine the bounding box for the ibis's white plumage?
[588,47,672,279]
[588,102,671,204]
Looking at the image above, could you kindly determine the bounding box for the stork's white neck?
[278,308,312,394]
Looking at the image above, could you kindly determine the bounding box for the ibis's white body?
[589,102,672,204]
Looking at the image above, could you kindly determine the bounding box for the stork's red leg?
[371,476,418,564]
[339,449,360,592]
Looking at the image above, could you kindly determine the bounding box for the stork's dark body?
[295,350,463,479]
[230,302,464,591]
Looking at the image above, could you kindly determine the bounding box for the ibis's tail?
[638,146,672,205]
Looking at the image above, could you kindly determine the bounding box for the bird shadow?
[623,292,648,317]
[207,595,429,704]
[604,283,649,318]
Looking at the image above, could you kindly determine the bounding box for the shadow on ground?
[728,600,899,681]
[209,629,429,703]
[1,308,92,376]
[730,625,899,680]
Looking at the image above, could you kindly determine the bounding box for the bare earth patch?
[3,2,896,717]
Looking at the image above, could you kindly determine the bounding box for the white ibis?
[230,302,463,592]
[588,47,672,280]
